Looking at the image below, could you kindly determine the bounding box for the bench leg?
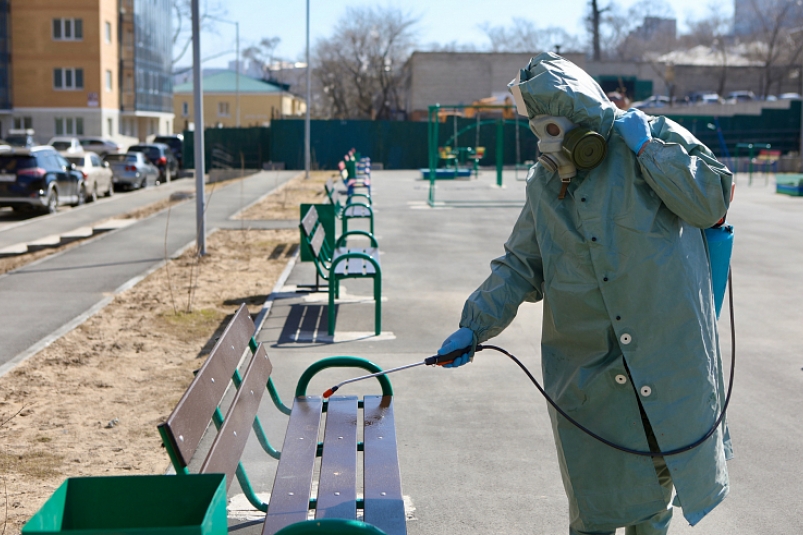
[373,273,381,336]
[342,215,348,235]
[328,279,337,336]
[369,215,374,235]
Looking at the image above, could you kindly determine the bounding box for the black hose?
[479,271,735,458]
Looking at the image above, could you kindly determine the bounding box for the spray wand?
[322,345,485,398]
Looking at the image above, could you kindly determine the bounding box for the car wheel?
[140,176,147,189]
[43,188,58,214]
[90,183,98,203]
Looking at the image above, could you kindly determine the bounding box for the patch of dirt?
[235,171,336,220]
[0,172,321,533]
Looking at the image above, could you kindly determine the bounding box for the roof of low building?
[174,71,284,94]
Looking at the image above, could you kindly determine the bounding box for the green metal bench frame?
[301,205,381,336]
[325,179,374,235]
[158,304,405,535]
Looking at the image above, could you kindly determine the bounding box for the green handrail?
[274,519,388,535]
[295,356,393,398]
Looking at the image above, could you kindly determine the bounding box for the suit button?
[640,386,652,397]
[620,333,632,345]
[615,374,627,385]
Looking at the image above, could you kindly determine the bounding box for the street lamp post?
[305,0,311,179]
[191,0,206,255]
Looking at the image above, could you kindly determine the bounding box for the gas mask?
[509,72,608,198]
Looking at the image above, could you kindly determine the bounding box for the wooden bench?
[158,304,405,535]
[300,205,381,336]
[325,178,374,235]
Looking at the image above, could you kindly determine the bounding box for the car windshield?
[6,136,29,147]
[129,146,160,159]
[66,157,84,166]
[104,154,126,162]
[79,139,97,146]
[154,138,180,148]
[125,154,140,163]
[0,155,36,172]
[51,141,73,151]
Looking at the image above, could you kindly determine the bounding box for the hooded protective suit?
[459,53,733,531]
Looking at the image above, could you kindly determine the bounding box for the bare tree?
[588,0,675,61]
[479,18,582,53]
[312,6,418,120]
[588,0,607,61]
[242,37,282,79]
[741,0,803,96]
[172,0,228,69]
[682,3,734,96]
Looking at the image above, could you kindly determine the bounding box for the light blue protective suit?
[459,53,733,533]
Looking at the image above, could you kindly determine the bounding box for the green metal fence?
[181,102,801,170]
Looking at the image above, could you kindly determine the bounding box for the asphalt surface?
[233,170,802,534]
[0,170,299,375]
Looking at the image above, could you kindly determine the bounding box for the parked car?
[725,90,756,103]
[49,136,83,153]
[632,95,671,109]
[105,151,159,190]
[152,134,184,169]
[78,136,121,157]
[779,92,802,100]
[0,146,85,213]
[6,129,36,148]
[63,151,114,201]
[127,143,179,183]
[688,92,723,105]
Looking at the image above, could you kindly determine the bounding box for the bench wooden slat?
[262,397,324,535]
[199,344,273,489]
[159,304,254,467]
[301,206,318,236]
[315,396,358,521]
[363,395,406,535]
[332,248,378,277]
[310,225,325,258]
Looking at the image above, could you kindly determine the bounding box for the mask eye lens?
[546,123,561,136]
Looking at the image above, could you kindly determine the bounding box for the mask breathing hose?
[323,273,735,458]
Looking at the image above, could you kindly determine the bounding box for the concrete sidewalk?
[233,170,802,534]
[0,170,299,375]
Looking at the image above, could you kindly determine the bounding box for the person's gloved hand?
[614,108,652,155]
[438,327,476,368]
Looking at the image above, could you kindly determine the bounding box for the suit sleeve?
[459,188,545,343]
[637,118,733,229]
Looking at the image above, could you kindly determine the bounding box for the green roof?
[174,71,284,94]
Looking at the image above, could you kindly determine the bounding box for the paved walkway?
[232,170,802,534]
[0,170,299,376]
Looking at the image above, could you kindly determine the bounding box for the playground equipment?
[425,104,533,206]
[735,142,773,185]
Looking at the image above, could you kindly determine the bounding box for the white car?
[62,151,114,201]
[49,136,82,153]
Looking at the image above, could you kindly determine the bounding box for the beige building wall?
[10,0,121,142]
[173,93,306,132]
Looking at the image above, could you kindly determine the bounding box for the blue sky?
[188,0,732,69]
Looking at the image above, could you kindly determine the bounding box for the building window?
[182,101,189,116]
[55,117,83,136]
[52,18,83,41]
[105,21,112,44]
[108,118,113,136]
[14,117,32,130]
[218,101,230,117]
[105,70,113,91]
[54,68,84,90]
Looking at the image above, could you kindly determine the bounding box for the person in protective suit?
[437,53,733,535]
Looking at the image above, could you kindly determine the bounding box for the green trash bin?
[22,474,227,535]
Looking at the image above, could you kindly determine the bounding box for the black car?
[127,143,179,183]
[153,134,184,169]
[0,146,85,213]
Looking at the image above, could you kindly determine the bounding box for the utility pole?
[191,0,206,255]
[235,21,240,127]
[305,0,311,178]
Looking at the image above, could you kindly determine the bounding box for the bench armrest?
[274,519,389,535]
[295,356,393,397]
[336,230,379,248]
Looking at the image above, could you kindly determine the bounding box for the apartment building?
[7,0,173,144]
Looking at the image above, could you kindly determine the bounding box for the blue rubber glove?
[614,108,652,155]
[438,327,476,368]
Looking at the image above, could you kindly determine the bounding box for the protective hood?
[509,52,619,141]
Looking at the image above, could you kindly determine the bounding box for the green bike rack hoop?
[295,356,393,398]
